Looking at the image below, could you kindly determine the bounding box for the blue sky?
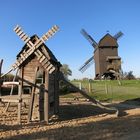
[0,0,140,79]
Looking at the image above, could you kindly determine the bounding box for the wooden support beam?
[44,71,49,124]
[54,70,59,114]
[1,69,13,78]
[0,95,30,101]
[3,82,19,85]
[28,67,39,122]
[0,59,3,74]
[16,67,23,124]
[0,59,3,96]
[18,101,22,124]
[39,84,45,121]
[1,98,22,103]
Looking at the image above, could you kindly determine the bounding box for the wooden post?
[18,102,21,124]
[0,59,3,96]
[54,70,59,115]
[110,83,113,103]
[39,84,45,121]
[88,81,91,93]
[79,82,82,90]
[28,67,39,122]
[17,97,22,124]
[104,78,108,94]
[117,75,122,86]
[44,71,49,124]
[17,67,24,124]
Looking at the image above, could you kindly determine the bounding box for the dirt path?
[0,98,140,140]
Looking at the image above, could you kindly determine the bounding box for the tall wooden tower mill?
[79,29,123,79]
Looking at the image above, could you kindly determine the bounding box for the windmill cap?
[98,33,118,47]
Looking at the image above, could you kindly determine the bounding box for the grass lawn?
[60,80,140,102]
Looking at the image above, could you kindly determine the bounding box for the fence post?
[0,59,3,96]
[105,78,108,94]
[88,81,91,93]
[79,82,82,90]
[110,84,113,103]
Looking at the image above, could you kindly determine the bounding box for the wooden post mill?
[0,25,61,124]
[79,29,123,79]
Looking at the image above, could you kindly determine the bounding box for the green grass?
[61,80,140,102]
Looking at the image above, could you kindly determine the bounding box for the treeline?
[72,71,137,81]
[121,71,136,80]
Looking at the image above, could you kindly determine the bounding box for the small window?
[36,69,45,84]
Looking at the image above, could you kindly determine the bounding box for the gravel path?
[0,98,140,140]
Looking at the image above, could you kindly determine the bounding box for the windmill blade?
[81,29,98,48]
[12,25,59,73]
[41,25,59,42]
[14,25,31,44]
[114,31,123,40]
[14,25,59,46]
[79,56,94,73]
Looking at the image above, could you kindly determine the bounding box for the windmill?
[79,29,123,79]
[0,25,60,124]
[2,25,59,77]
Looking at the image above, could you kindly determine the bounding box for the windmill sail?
[1,25,59,77]
[81,29,98,48]
[114,31,123,40]
[79,56,94,73]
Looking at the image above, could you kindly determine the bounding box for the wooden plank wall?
[23,56,39,84]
